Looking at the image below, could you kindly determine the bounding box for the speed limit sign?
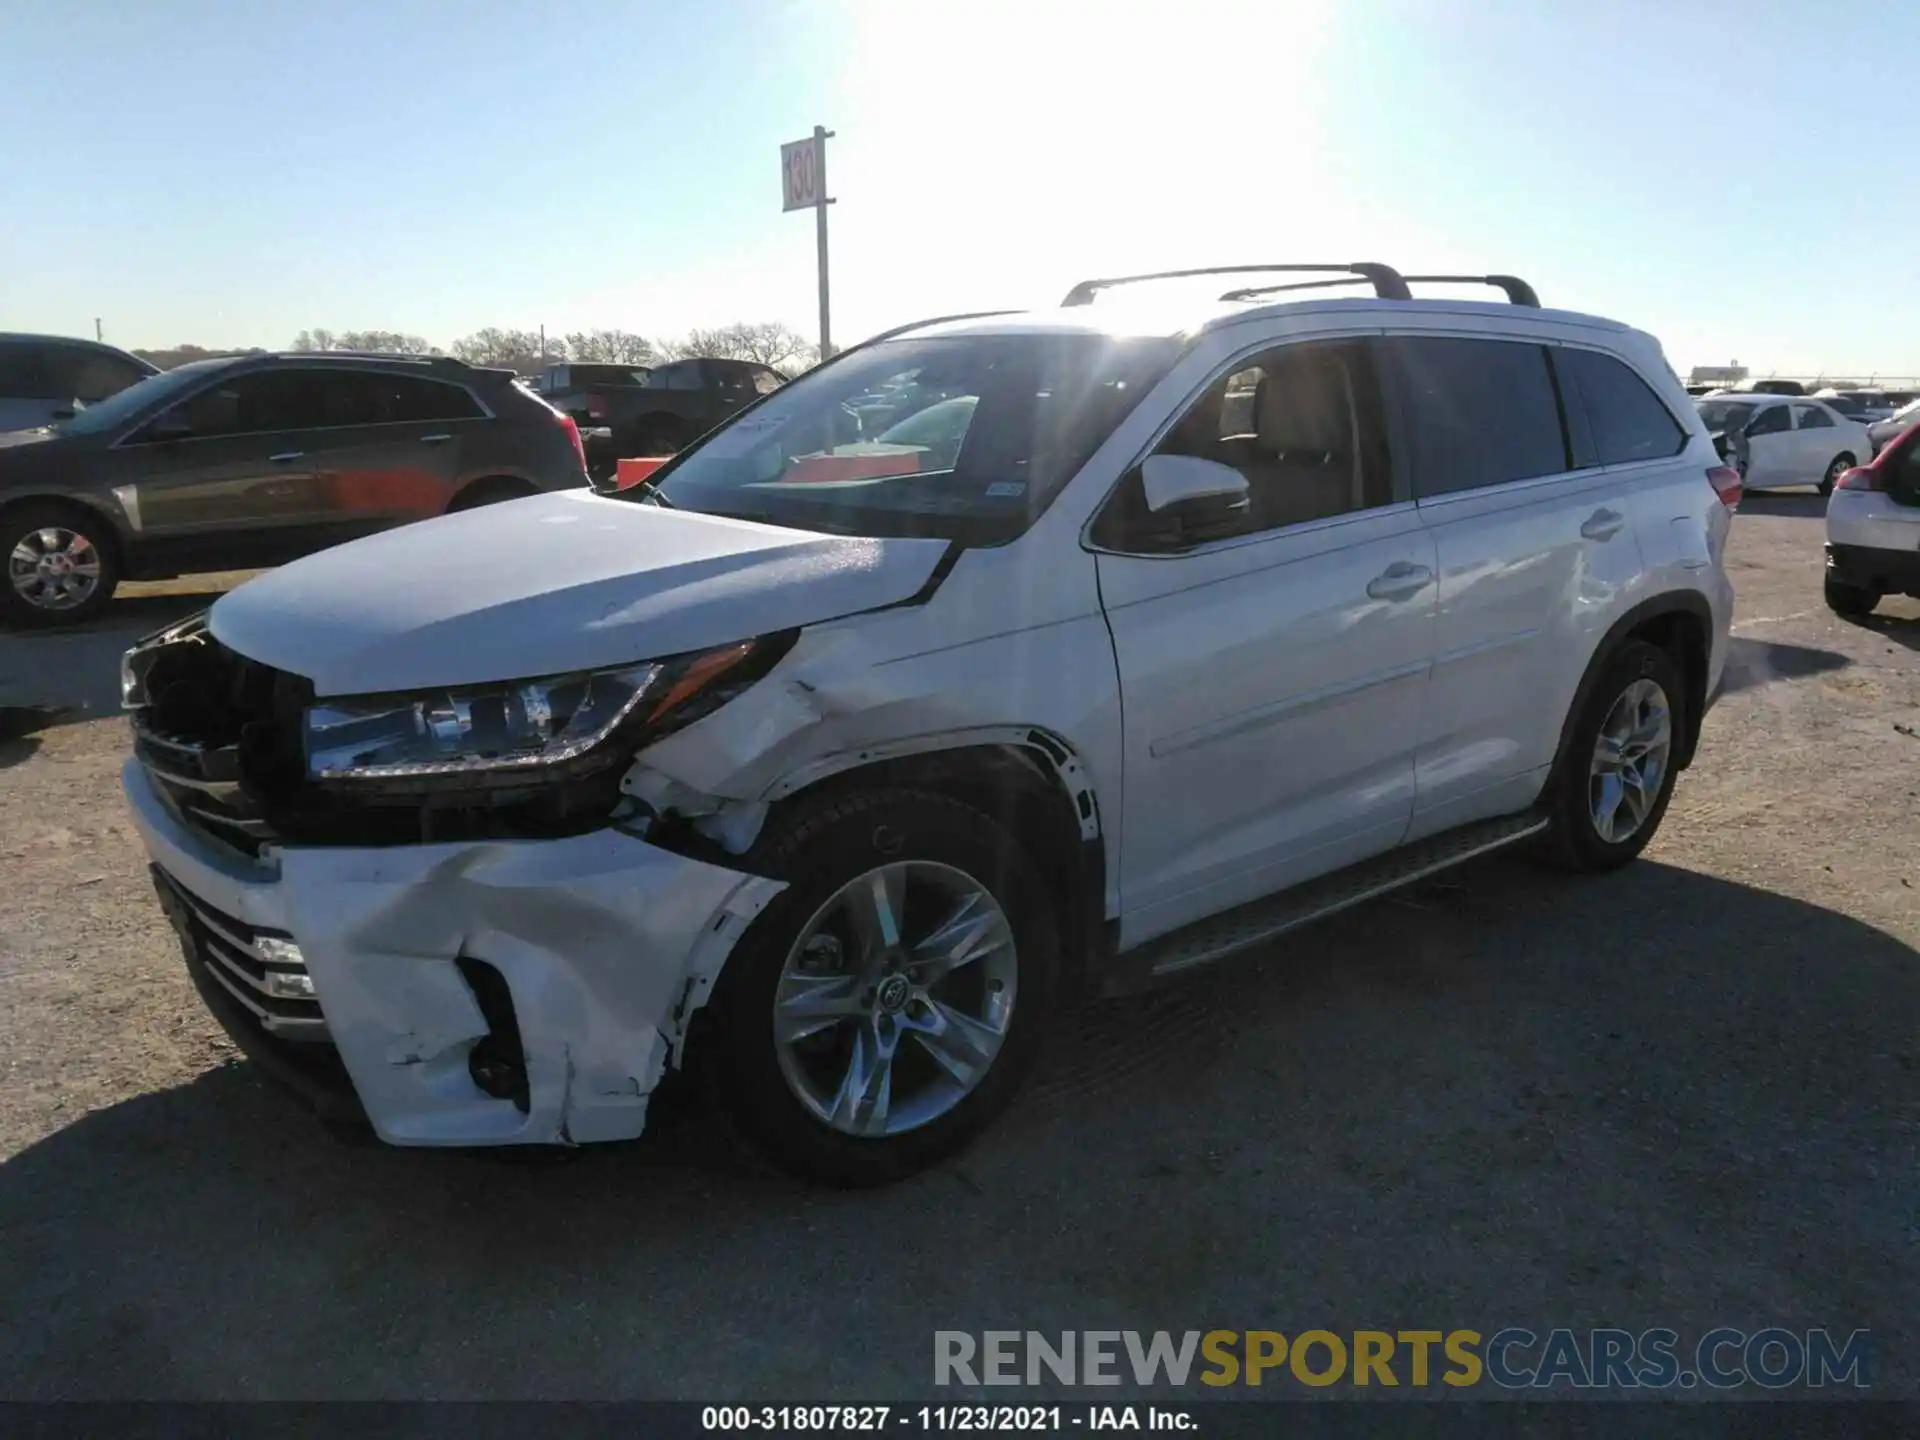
[781,134,824,211]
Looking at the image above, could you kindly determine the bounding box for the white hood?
[209,490,950,695]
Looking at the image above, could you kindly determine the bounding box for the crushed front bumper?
[123,759,784,1147]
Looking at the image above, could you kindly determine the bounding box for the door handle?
[268,451,304,464]
[1366,560,1433,602]
[419,433,453,444]
[1581,507,1626,541]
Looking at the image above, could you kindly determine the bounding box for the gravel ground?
[0,504,1915,1401]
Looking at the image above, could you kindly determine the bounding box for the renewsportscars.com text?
[934,1328,1870,1391]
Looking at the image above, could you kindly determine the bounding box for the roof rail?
[861,309,1025,345]
[1398,274,1541,307]
[268,350,466,365]
[1061,263,1412,306]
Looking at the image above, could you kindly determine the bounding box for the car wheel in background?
[704,788,1061,1187]
[1541,639,1685,872]
[1818,453,1854,498]
[1824,574,1879,619]
[0,502,120,629]
[632,420,683,458]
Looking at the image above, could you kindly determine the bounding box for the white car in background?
[1868,397,1920,455]
[1696,394,1872,496]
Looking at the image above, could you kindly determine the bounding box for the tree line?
[131,321,817,376]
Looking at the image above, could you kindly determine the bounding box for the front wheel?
[1542,640,1685,872]
[0,503,120,628]
[705,789,1060,1187]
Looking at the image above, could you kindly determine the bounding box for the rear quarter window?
[1389,335,1568,498]
[1557,348,1687,465]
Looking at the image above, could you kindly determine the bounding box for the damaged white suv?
[122,264,1736,1185]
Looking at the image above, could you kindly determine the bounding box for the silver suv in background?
[121,262,1734,1186]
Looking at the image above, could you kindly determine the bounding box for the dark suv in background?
[0,351,589,626]
[0,332,158,432]
[538,356,786,479]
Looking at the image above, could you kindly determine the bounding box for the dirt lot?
[0,504,1915,1400]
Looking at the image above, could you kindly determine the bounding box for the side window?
[646,360,703,391]
[1745,405,1791,437]
[751,366,786,396]
[0,344,52,398]
[1390,336,1568,497]
[375,373,485,424]
[45,348,146,404]
[157,370,327,439]
[1557,348,1687,465]
[1095,337,1390,549]
[711,363,754,399]
[1794,404,1835,430]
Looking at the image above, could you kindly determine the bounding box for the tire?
[446,477,535,513]
[1541,639,1686,872]
[704,788,1061,1187]
[631,420,683,458]
[1818,452,1854,498]
[0,501,120,629]
[1824,573,1879,618]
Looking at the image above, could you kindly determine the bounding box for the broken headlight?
[303,639,771,788]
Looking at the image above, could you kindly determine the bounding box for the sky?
[2,0,1916,376]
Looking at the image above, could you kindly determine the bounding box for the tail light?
[557,413,589,477]
[1834,466,1883,492]
[1705,465,1742,509]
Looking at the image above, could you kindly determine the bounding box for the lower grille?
[152,867,326,1040]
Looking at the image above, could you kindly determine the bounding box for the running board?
[1103,811,1549,995]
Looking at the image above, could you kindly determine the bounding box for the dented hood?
[208,490,949,695]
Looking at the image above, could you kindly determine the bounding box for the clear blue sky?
[3,0,1915,376]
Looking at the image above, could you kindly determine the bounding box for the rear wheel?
[1542,640,1685,872]
[0,502,120,628]
[705,789,1060,1187]
[631,419,683,458]
[1818,452,1854,497]
[446,476,536,513]
[1824,573,1880,618]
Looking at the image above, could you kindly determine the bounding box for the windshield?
[1696,399,1756,432]
[56,359,229,436]
[648,333,1180,541]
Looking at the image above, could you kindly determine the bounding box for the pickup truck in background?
[538,357,789,480]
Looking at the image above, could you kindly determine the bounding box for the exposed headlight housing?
[302,638,778,790]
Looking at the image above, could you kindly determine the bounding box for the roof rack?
[1398,274,1540,307]
[1061,263,1413,306]
[265,350,474,367]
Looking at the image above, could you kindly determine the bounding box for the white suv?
[120,264,1736,1185]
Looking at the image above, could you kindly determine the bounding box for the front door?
[116,368,328,570]
[1094,335,1436,948]
[1740,402,1796,487]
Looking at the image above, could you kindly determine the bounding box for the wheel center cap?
[875,974,911,1013]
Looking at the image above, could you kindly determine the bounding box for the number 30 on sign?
[781,135,824,211]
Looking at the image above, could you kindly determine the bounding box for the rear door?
[1384,331,1645,839]
[117,368,328,567]
[1792,402,1844,479]
[297,368,492,538]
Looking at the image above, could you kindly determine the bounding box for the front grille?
[153,867,327,1041]
[126,619,310,858]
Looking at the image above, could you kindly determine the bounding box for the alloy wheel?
[8,527,102,612]
[772,860,1017,1137]
[1588,677,1673,844]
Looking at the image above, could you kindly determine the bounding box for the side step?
[1104,811,1549,995]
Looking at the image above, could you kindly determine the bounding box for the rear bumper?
[1827,542,1920,596]
[123,758,784,1147]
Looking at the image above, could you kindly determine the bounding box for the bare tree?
[290,328,337,353]
[448,328,567,374]
[563,329,658,366]
[334,330,437,355]
[661,321,818,375]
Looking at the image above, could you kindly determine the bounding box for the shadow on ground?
[1736,492,1827,518]
[1719,636,1851,696]
[3,858,1914,1399]
[0,587,232,727]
